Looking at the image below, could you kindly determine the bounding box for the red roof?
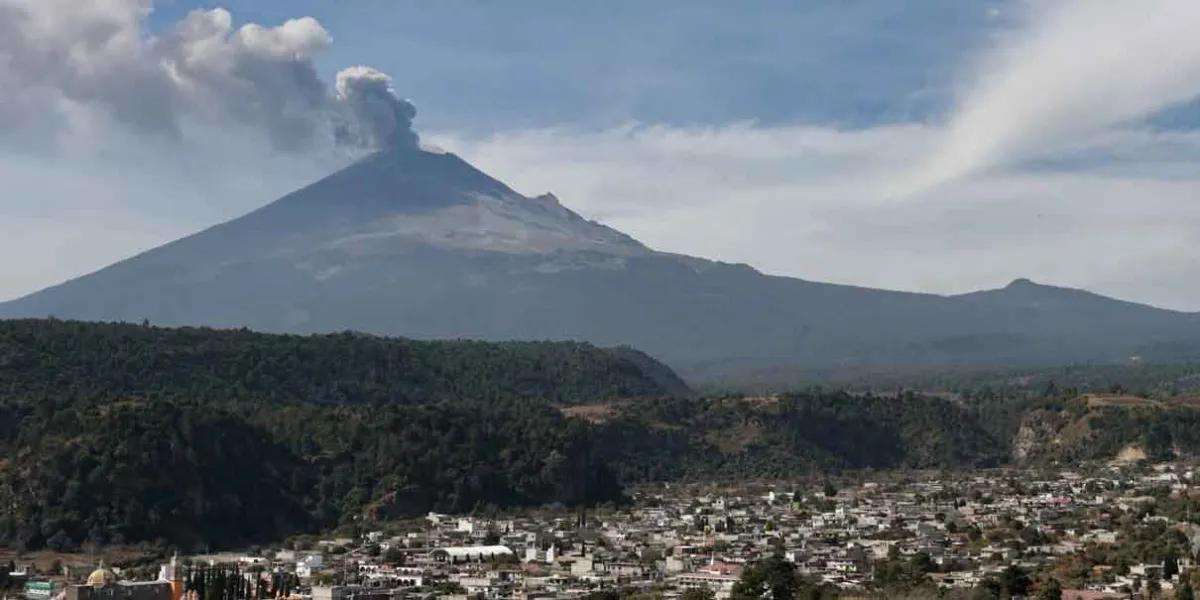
[698,563,743,576]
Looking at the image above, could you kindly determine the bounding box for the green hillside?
[0,318,690,405]
[0,396,620,551]
[585,391,1004,483]
[6,319,1193,552]
[1010,395,1200,464]
[0,319,675,550]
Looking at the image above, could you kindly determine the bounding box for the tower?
[165,553,183,600]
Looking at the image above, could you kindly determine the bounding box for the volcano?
[4,146,1200,370]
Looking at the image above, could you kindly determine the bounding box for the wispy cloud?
[900,0,1200,195]
[433,120,1200,311]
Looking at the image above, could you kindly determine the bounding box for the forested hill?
[9,319,1194,554]
[0,319,1008,553]
[0,388,1006,553]
[0,396,621,552]
[0,319,672,551]
[0,319,690,405]
[586,391,1005,483]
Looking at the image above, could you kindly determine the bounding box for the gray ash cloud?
[0,0,418,151]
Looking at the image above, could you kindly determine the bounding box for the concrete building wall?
[67,583,173,600]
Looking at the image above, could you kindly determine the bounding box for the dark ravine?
[4,147,1200,370]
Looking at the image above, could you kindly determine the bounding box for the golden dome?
[86,567,117,588]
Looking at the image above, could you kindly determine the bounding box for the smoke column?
[0,0,419,151]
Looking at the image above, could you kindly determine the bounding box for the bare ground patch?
[1081,394,1164,409]
[560,403,622,424]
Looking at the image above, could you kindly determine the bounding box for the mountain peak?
[182,145,650,260]
[5,148,1198,371]
[955,277,1181,318]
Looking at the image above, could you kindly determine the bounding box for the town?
[8,461,1200,600]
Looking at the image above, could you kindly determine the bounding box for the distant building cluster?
[15,557,182,600]
[12,462,1200,599]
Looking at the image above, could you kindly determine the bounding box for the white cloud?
[901,0,1200,194]
[433,122,1200,311]
[0,0,418,151]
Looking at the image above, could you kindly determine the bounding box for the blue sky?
[4,0,1200,309]
[150,0,996,130]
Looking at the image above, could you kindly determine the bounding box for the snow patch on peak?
[322,191,648,257]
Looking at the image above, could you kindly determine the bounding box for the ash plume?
[335,67,419,151]
[0,0,418,151]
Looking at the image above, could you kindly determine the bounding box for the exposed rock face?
[1114,445,1148,464]
[1011,410,1065,464]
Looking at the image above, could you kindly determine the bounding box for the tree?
[1146,577,1161,600]
[823,480,837,498]
[1165,554,1180,581]
[874,553,935,593]
[483,530,502,545]
[967,585,998,600]
[383,547,405,565]
[681,587,716,600]
[733,555,801,600]
[1037,578,1063,600]
[998,565,1032,597]
[435,582,467,595]
[45,530,74,552]
[640,548,664,564]
[1178,582,1196,600]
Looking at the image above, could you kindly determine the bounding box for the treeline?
[591,391,1004,483]
[687,361,1200,399]
[185,564,301,600]
[0,388,1012,551]
[0,319,672,551]
[0,319,689,406]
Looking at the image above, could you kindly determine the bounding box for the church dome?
[87,567,117,587]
